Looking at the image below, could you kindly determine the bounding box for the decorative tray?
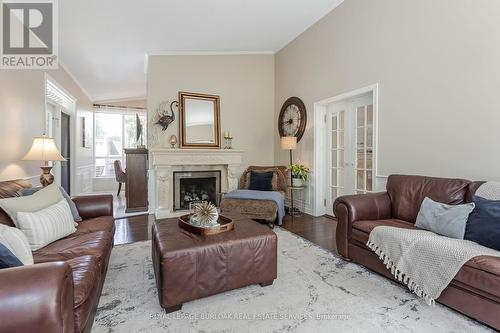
[178,214,234,236]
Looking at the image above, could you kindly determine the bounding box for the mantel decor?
[154,100,177,131]
[179,91,221,149]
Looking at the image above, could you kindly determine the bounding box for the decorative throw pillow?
[59,187,82,223]
[243,168,286,192]
[0,223,33,265]
[16,199,77,251]
[0,243,23,269]
[0,183,63,226]
[415,197,475,239]
[249,171,274,191]
[465,196,500,251]
[17,188,40,196]
[16,186,81,223]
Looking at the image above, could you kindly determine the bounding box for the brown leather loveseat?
[334,175,500,330]
[0,180,115,333]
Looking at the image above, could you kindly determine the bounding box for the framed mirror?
[179,92,221,149]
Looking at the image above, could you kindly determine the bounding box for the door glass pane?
[357,127,365,149]
[332,115,337,130]
[366,149,373,169]
[357,149,365,169]
[332,150,338,167]
[331,168,338,186]
[366,127,373,148]
[339,130,345,148]
[367,171,373,191]
[357,106,365,127]
[331,131,337,148]
[339,111,345,130]
[367,105,373,126]
[338,168,344,187]
[339,149,345,168]
[357,170,365,190]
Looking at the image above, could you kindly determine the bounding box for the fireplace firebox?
[173,171,221,211]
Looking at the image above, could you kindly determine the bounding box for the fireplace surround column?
[150,148,244,219]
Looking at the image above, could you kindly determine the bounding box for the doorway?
[313,84,379,216]
[60,112,71,194]
[45,76,76,194]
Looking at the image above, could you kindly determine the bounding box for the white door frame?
[44,74,77,194]
[313,83,379,216]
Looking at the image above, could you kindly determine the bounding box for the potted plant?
[288,164,311,187]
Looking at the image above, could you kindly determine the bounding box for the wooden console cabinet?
[124,148,148,213]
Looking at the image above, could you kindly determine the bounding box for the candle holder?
[223,136,233,149]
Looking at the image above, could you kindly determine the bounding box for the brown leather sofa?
[334,175,500,330]
[0,180,115,333]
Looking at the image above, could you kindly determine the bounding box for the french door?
[326,94,375,215]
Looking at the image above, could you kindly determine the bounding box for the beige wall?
[147,54,275,167]
[0,71,46,181]
[275,0,500,182]
[0,66,94,194]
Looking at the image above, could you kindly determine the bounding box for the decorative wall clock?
[278,97,307,142]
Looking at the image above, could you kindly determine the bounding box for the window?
[94,107,147,177]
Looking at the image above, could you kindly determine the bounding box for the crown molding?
[95,96,147,104]
[147,50,275,56]
[57,60,94,102]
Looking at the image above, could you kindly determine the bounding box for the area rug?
[92,228,493,333]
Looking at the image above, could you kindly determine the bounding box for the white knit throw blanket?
[367,226,500,305]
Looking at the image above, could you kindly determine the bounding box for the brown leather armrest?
[333,192,392,259]
[0,262,75,333]
[72,194,113,219]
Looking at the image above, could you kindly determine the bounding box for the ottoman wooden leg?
[164,304,182,313]
[260,280,274,287]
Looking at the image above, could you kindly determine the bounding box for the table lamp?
[281,136,297,185]
[22,135,66,187]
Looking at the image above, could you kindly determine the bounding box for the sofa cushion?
[415,197,475,239]
[17,199,77,251]
[387,175,470,223]
[351,219,415,244]
[454,255,500,300]
[74,216,115,236]
[465,196,500,251]
[0,179,32,226]
[249,171,273,191]
[0,224,33,265]
[0,183,63,226]
[66,256,101,333]
[0,242,23,269]
[33,231,113,270]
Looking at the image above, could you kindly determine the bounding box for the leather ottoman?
[152,214,278,313]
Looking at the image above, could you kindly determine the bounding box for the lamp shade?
[280,136,297,150]
[22,136,66,162]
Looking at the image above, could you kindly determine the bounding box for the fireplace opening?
[173,171,221,211]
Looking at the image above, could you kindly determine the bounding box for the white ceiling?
[59,0,343,101]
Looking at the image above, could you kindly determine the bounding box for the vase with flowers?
[288,164,311,187]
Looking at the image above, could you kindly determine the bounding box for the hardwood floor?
[114,213,338,254]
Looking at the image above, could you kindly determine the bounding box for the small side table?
[287,186,306,219]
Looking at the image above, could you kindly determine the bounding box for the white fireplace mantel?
[150,148,244,218]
